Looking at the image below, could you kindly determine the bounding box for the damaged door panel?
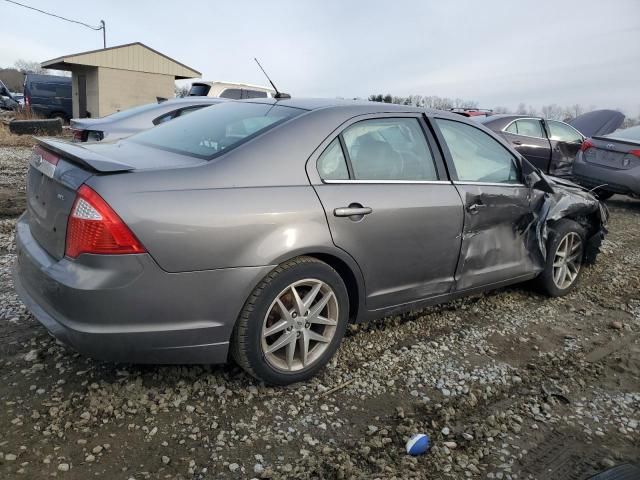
[453,184,538,290]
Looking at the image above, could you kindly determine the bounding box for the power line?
[2,0,106,47]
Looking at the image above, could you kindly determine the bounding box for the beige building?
[41,42,200,118]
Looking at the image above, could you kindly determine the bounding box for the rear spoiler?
[35,138,134,173]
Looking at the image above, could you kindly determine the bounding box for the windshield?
[189,84,211,96]
[129,102,306,158]
[604,125,640,143]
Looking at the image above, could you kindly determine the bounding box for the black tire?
[231,256,349,385]
[9,118,62,135]
[536,219,586,297]
[594,190,614,201]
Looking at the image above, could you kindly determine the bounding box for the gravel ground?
[0,146,638,479]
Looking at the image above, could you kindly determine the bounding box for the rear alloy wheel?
[536,219,585,297]
[232,257,349,385]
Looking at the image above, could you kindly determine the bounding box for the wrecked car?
[573,124,640,200]
[479,114,586,177]
[13,99,607,385]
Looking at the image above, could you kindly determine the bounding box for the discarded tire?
[9,118,63,136]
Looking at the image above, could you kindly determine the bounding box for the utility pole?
[100,20,106,48]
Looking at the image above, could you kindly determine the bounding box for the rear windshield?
[129,102,306,159]
[102,102,171,121]
[189,84,211,96]
[604,125,640,143]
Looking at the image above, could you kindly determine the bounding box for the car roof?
[234,97,465,119]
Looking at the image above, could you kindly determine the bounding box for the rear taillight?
[629,149,640,158]
[72,129,85,142]
[32,146,60,178]
[580,139,594,152]
[25,96,30,106]
[65,185,146,258]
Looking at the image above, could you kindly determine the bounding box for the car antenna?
[254,58,291,99]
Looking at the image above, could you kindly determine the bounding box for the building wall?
[71,67,99,118]
[95,67,174,116]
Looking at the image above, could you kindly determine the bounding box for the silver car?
[70,97,226,142]
[13,99,607,385]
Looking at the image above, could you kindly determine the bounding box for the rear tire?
[536,219,586,297]
[231,256,349,385]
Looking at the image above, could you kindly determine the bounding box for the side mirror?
[520,157,554,193]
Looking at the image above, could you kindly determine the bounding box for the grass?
[0,123,36,147]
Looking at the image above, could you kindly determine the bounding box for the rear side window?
[546,120,582,143]
[435,119,520,184]
[219,88,242,99]
[131,102,305,159]
[317,138,349,180]
[242,89,268,99]
[341,118,438,181]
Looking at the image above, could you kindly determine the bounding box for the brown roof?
[41,42,201,79]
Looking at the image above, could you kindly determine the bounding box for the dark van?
[24,74,72,122]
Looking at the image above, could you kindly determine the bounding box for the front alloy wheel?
[536,219,586,297]
[552,232,583,290]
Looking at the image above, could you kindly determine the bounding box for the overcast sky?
[1,0,639,115]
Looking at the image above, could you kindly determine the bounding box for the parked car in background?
[24,73,72,122]
[11,92,25,107]
[14,99,607,385]
[573,124,640,200]
[450,108,493,119]
[480,115,586,177]
[70,97,227,142]
[188,81,275,99]
[0,80,19,110]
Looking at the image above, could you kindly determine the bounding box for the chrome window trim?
[322,179,451,185]
[502,118,546,140]
[453,181,526,188]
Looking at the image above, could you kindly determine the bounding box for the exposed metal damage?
[455,172,608,290]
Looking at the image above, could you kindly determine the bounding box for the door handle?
[512,140,522,145]
[466,203,487,214]
[334,205,372,218]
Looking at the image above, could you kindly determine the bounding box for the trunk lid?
[27,138,205,259]
[584,138,637,169]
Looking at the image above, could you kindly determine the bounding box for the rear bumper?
[572,153,640,195]
[13,213,273,364]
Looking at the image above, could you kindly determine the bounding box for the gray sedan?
[14,99,607,385]
[70,97,226,142]
[572,125,640,200]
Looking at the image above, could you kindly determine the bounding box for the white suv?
[188,81,275,99]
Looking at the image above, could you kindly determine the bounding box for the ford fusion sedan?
[70,97,226,142]
[13,99,607,385]
[573,124,640,200]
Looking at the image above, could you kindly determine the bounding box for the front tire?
[231,256,349,385]
[536,219,586,297]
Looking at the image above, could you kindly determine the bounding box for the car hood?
[568,110,625,137]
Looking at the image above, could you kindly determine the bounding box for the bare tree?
[174,83,190,98]
[14,59,45,74]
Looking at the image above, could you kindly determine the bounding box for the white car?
[188,81,275,99]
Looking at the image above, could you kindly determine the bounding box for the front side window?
[131,102,304,158]
[546,121,582,143]
[341,118,438,181]
[317,138,349,180]
[435,119,520,184]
